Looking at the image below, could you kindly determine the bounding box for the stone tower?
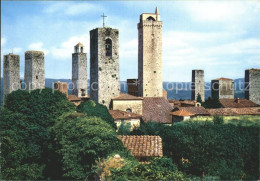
[3,53,20,102]
[191,70,205,101]
[245,69,260,105]
[138,7,163,97]
[211,78,234,99]
[90,27,120,108]
[72,43,88,97]
[24,51,45,90]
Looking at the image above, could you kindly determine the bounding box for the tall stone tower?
[138,7,163,97]
[72,43,88,97]
[3,53,20,102]
[191,70,205,101]
[245,69,260,105]
[90,27,120,108]
[211,78,234,99]
[24,51,45,90]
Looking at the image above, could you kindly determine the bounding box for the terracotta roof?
[142,97,173,124]
[207,107,260,116]
[112,93,143,100]
[175,107,210,116]
[118,135,163,158]
[75,42,83,47]
[170,110,195,116]
[219,98,259,108]
[109,110,142,120]
[68,95,81,101]
[213,77,233,81]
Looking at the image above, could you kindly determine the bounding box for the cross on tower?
[101,13,107,28]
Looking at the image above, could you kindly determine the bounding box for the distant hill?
[0,78,245,105]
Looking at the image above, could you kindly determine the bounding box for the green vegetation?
[196,93,202,103]
[202,95,222,108]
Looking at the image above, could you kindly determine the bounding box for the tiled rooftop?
[170,110,195,116]
[219,98,259,108]
[174,106,210,116]
[207,107,260,116]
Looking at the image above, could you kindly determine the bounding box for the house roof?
[207,107,260,116]
[219,98,259,108]
[118,135,163,158]
[142,97,173,124]
[112,93,143,100]
[75,42,83,47]
[68,95,81,101]
[109,110,142,120]
[174,106,210,116]
[170,110,195,116]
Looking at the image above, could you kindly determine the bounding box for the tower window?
[81,47,83,53]
[146,16,155,21]
[105,38,112,57]
[36,75,38,79]
[126,108,132,113]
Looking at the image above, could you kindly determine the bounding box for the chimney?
[235,98,240,104]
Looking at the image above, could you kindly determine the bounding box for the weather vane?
[101,13,107,28]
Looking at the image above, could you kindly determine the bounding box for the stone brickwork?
[72,43,88,97]
[54,81,68,97]
[90,27,120,108]
[24,51,45,90]
[191,70,205,101]
[245,69,260,105]
[138,7,163,97]
[3,53,20,102]
[112,100,143,115]
[211,78,234,99]
[127,79,139,97]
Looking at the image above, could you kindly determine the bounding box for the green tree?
[196,93,202,103]
[53,112,126,180]
[1,88,75,180]
[77,100,116,129]
[202,96,222,108]
[118,122,131,135]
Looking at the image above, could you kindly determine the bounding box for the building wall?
[3,54,20,102]
[24,51,45,90]
[211,79,234,99]
[138,12,163,97]
[127,79,138,97]
[54,82,68,97]
[112,100,143,115]
[90,28,120,108]
[72,52,87,97]
[245,69,260,105]
[191,70,205,101]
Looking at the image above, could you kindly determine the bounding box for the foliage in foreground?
[53,112,127,180]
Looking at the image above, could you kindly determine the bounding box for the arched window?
[81,47,84,53]
[146,16,155,21]
[126,108,132,113]
[105,38,112,57]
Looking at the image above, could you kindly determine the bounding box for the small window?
[126,108,132,113]
[105,38,112,57]
[81,47,83,53]
[36,75,38,79]
[146,16,155,21]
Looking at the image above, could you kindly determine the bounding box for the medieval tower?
[90,27,120,108]
[3,53,20,102]
[24,51,45,90]
[191,70,205,101]
[72,43,88,97]
[245,69,260,105]
[138,7,163,97]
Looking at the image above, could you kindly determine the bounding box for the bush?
[117,122,131,135]
[53,112,126,180]
[77,100,116,129]
[213,115,224,125]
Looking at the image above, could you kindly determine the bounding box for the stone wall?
[24,51,45,90]
[127,79,138,96]
[112,100,143,115]
[3,53,20,102]
[245,69,260,105]
[211,79,234,99]
[138,13,163,97]
[54,82,68,97]
[90,27,120,108]
[191,70,205,101]
[72,51,87,97]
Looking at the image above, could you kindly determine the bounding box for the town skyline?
[1,1,260,82]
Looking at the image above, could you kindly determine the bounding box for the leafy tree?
[53,112,126,180]
[196,93,202,103]
[77,100,116,129]
[131,120,166,135]
[202,96,222,108]
[117,122,131,135]
[1,88,75,180]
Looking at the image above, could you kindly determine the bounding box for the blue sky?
[1,1,260,82]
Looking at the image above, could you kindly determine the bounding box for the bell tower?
[138,7,163,97]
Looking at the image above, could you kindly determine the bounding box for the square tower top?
[140,7,160,22]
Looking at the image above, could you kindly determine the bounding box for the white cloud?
[50,34,89,59]
[28,42,49,55]
[44,2,103,16]
[13,47,23,54]
[1,37,6,47]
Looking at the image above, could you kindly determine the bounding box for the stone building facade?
[24,51,45,90]
[54,81,68,97]
[127,79,139,97]
[72,43,88,97]
[3,53,20,102]
[211,78,234,99]
[138,7,163,97]
[245,69,260,105]
[90,27,120,108]
[191,70,205,101]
